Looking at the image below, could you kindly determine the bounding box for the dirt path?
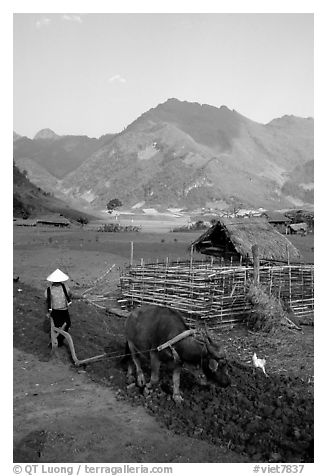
[13,348,246,463]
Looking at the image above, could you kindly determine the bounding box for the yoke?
[157,329,195,352]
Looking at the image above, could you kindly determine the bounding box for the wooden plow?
[50,317,108,366]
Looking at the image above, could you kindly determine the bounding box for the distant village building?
[192,216,302,264]
[14,218,37,227]
[287,222,308,236]
[36,215,71,227]
[236,209,263,218]
[14,215,71,227]
[261,211,291,234]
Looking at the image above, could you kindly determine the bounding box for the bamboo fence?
[119,259,314,328]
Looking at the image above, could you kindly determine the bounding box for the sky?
[13,13,313,138]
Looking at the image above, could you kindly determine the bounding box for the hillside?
[13,162,95,221]
[14,99,314,210]
[281,160,314,204]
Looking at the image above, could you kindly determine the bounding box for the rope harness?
[50,321,203,365]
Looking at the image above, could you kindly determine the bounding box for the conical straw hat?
[46,268,69,282]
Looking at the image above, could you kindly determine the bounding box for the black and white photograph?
[11,2,317,472]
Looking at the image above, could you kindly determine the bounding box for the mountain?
[14,99,314,210]
[13,161,95,221]
[13,131,22,142]
[14,130,116,179]
[33,128,60,141]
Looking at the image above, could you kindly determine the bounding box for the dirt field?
[13,226,314,463]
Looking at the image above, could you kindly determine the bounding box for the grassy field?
[13,227,201,289]
[13,225,313,294]
[286,234,314,264]
[14,226,313,264]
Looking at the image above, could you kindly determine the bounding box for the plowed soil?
[13,281,313,463]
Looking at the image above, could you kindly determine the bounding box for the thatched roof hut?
[261,211,291,234]
[262,211,291,224]
[192,217,302,263]
[36,215,70,227]
[288,222,308,234]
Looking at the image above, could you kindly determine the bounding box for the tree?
[106,198,122,213]
[77,216,89,226]
[221,203,243,218]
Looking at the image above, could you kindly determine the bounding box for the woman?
[45,268,72,346]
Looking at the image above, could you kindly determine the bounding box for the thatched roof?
[262,211,291,223]
[36,215,70,225]
[192,216,302,263]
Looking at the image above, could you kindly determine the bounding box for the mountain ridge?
[14,131,117,179]
[14,98,314,211]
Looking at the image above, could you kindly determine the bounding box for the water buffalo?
[125,305,230,403]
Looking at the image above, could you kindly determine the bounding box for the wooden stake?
[269,267,273,296]
[190,245,194,270]
[289,264,292,302]
[252,244,260,284]
[130,241,134,266]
